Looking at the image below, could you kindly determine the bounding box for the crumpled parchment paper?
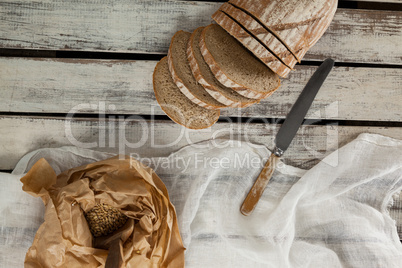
[20,156,185,268]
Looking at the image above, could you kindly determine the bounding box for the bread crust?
[153,57,220,129]
[212,10,291,78]
[187,27,259,108]
[200,24,280,99]
[219,3,299,70]
[228,0,338,62]
[168,31,227,110]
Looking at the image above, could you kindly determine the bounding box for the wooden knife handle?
[105,238,123,268]
[240,153,280,216]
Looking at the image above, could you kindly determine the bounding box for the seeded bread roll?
[218,3,299,70]
[168,31,227,110]
[212,11,291,78]
[85,203,128,237]
[187,27,259,108]
[153,57,220,129]
[200,24,280,99]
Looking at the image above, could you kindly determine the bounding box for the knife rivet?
[273,147,284,157]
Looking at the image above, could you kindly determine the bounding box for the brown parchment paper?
[20,156,185,268]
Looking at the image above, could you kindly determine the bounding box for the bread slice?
[168,31,227,110]
[218,3,299,70]
[212,11,291,78]
[228,0,338,62]
[153,57,220,129]
[200,24,280,99]
[187,27,259,108]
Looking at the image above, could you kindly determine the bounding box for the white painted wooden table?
[0,0,401,241]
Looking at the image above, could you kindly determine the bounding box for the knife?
[240,58,335,216]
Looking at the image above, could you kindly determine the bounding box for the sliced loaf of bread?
[228,0,338,62]
[187,27,259,108]
[168,31,227,110]
[153,57,220,129]
[200,24,280,99]
[218,3,299,70]
[212,10,291,78]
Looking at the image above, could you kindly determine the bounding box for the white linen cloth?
[1,133,401,267]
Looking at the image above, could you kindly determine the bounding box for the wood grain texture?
[241,153,280,216]
[1,116,402,170]
[306,8,402,64]
[0,1,401,64]
[0,0,218,53]
[1,57,401,121]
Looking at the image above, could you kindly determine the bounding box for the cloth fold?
[1,133,402,267]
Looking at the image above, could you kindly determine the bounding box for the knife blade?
[240,58,335,216]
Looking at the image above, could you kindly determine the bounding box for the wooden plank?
[306,9,402,64]
[1,115,401,170]
[1,57,401,121]
[0,1,401,64]
[0,0,218,53]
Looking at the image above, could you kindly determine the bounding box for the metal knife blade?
[240,58,335,216]
[274,58,335,156]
